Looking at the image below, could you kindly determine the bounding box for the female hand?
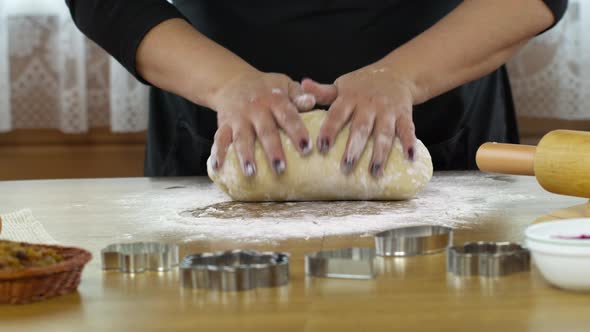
[302,66,417,177]
[209,70,316,177]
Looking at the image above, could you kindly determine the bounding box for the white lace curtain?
[507,0,590,120]
[0,0,588,134]
[0,0,148,133]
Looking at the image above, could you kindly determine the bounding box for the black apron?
[144,0,519,176]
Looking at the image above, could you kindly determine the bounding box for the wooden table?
[1,172,589,332]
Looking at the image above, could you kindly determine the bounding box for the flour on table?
[108,173,536,243]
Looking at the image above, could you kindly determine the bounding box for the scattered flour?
[107,173,537,244]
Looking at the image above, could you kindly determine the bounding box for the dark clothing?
[65,0,568,175]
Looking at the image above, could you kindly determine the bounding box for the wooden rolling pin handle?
[476,142,536,176]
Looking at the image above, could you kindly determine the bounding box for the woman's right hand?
[209,70,317,177]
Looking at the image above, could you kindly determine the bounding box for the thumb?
[288,81,317,112]
[301,78,338,105]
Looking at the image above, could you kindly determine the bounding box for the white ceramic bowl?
[525,218,590,291]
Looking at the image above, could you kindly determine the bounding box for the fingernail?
[319,138,330,154]
[273,159,286,175]
[244,161,256,177]
[212,159,219,171]
[370,162,382,177]
[408,147,415,161]
[300,138,312,155]
[341,157,355,174]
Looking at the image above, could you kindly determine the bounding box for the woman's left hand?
[302,66,418,177]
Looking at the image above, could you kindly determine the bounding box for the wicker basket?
[0,242,92,304]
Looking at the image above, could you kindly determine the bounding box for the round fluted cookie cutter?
[180,250,290,291]
[374,225,453,256]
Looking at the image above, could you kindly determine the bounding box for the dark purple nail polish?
[299,139,312,155]
[408,147,415,161]
[244,161,256,177]
[273,159,286,175]
[299,139,308,150]
[319,138,330,154]
[341,157,355,174]
[370,162,382,177]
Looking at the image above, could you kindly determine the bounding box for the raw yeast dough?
[208,110,433,201]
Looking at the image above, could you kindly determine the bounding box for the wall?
[0,129,145,180]
[2,118,589,180]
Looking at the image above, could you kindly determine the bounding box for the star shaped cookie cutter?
[180,250,290,291]
[447,242,530,277]
[101,242,179,273]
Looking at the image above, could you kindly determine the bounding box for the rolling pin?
[476,130,590,199]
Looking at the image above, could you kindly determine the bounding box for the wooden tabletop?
[1,172,589,332]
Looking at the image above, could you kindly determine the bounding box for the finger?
[317,97,355,155]
[396,111,417,161]
[301,78,338,106]
[288,81,316,111]
[210,124,233,171]
[232,122,257,177]
[369,111,396,177]
[341,109,376,174]
[251,111,287,175]
[271,99,312,156]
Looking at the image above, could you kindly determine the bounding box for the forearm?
[372,0,556,104]
[136,19,257,108]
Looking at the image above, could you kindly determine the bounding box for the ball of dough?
[208,110,433,201]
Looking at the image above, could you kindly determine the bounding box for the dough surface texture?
[208,110,433,201]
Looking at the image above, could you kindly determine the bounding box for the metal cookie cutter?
[447,242,530,277]
[305,248,376,279]
[180,250,289,291]
[102,242,179,273]
[375,225,453,256]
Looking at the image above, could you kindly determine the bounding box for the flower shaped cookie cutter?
[447,242,530,277]
[101,242,179,273]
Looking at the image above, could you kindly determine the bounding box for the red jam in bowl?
[551,234,590,240]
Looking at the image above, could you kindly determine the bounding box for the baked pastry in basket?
[0,240,92,304]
